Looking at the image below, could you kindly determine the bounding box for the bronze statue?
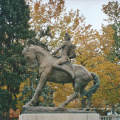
[52,33,76,79]
[22,40,100,110]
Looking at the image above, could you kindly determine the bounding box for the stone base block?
[19,113,99,120]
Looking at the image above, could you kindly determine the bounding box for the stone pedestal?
[19,113,99,120]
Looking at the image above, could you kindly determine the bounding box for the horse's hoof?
[23,104,29,107]
[24,102,32,107]
[55,107,67,111]
[22,103,32,114]
[58,103,65,108]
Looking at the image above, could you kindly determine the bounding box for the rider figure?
[52,33,75,79]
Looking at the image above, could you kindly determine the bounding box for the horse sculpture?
[22,45,100,110]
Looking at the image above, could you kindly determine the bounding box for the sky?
[41,0,115,30]
[64,0,114,30]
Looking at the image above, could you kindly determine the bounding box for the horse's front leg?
[24,73,47,107]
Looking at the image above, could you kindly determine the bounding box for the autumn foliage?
[17,0,120,112]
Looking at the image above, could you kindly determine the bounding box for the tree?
[102,1,120,114]
[0,0,35,115]
[102,1,120,60]
[73,24,120,111]
[27,0,88,107]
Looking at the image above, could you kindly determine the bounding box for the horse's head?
[22,46,38,68]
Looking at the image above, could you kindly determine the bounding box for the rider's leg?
[53,58,75,79]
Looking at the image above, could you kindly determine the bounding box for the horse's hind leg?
[80,86,92,111]
[58,78,81,108]
[86,95,92,111]
[58,92,78,108]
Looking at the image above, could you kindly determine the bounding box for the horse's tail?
[89,72,100,94]
[80,72,100,97]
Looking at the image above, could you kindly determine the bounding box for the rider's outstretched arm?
[52,42,65,55]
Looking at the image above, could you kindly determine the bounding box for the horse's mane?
[26,39,62,59]
[28,39,51,52]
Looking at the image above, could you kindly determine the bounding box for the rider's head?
[64,33,71,41]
